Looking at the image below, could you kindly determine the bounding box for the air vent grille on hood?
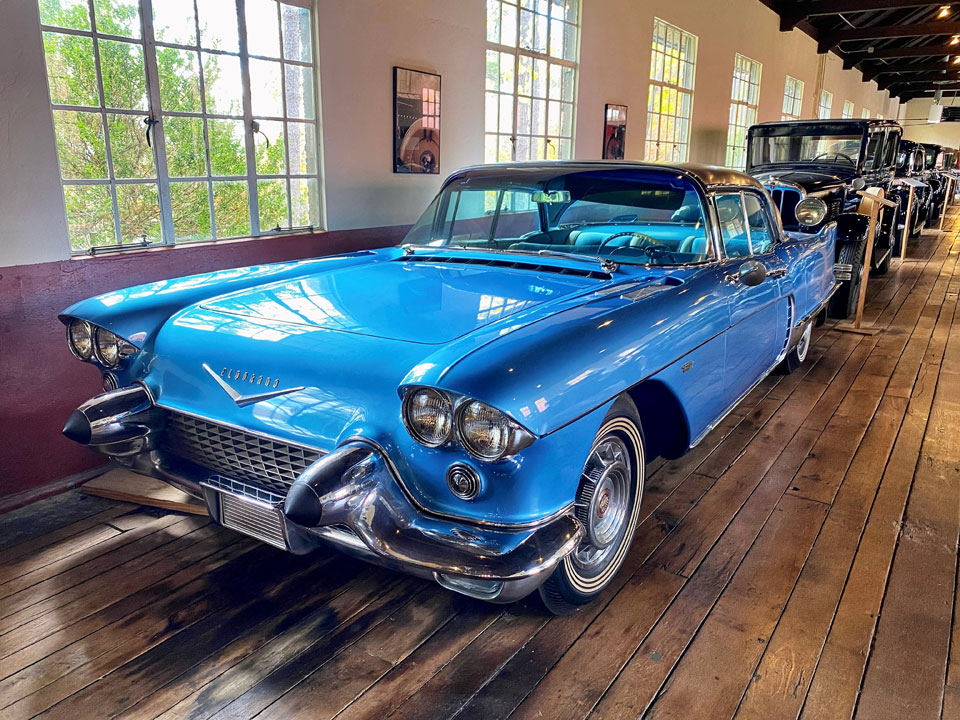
[399,254,612,280]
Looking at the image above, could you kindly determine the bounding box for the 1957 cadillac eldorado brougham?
[61,162,838,614]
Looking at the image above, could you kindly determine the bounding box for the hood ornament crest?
[202,363,304,407]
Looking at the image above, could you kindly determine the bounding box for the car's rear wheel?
[539,399,644,616]
[778,320,812,374]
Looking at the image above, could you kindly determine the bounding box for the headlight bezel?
[67,319,94,361]
[402,385,535,462]
[456,399,515,461]
[66,318,138,368]
[795,196,828,226]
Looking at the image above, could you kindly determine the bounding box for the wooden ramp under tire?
[82,469,207,515]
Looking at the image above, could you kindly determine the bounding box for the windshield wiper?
[536,249,619,273]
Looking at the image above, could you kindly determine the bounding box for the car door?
[715,191,791,401]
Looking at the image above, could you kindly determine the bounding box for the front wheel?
[829,239,866,319]
[539,399,644,615]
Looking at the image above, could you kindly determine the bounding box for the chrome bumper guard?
[834,262,853,282]
[63,386,583,603]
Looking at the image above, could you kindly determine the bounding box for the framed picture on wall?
[393,67,441,174]
[603,104,628,160]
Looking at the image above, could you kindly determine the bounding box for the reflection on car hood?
[752,166,856,192]
[199,256,598,344]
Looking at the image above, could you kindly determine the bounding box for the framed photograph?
[393,67,441,174]
[603,104,628,160]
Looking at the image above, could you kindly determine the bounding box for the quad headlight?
[402,387,535,461]
[66,318,138,369]
[795,197,828,226]
[67,319,94,361]
[403,387,454,446]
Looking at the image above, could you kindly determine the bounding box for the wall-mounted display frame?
[393,67,441,174]
[603,104,628,160]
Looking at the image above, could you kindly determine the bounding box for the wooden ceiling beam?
[818,21,960,53]
[843,44,960,69]
[779,0,944,31]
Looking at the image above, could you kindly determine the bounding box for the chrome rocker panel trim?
[64,386,584,603]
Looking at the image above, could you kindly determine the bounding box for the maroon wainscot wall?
[0,226,407,508]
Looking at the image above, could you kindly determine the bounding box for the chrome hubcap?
[797,322,812,362]
[573,436,631,571]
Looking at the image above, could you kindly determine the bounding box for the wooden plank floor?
[2,220,959,720]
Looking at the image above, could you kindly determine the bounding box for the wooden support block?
[832,323,883,336]
[82,469,207,515]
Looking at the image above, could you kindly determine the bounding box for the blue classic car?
[61,162,838,614]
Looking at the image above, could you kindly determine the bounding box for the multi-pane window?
[841,100,854,119]
[862,108,872,119]
[485,0,579,163]
[781,76,803,120]
[876,113,884,119]
[725,54,761,170]
[645,18,697,162]
[817,89,833,119]
[39,0,320,253]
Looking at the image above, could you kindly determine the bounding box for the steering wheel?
[600,231,678,263]
[813,151,854,164]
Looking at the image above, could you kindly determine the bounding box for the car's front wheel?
[539,398,644,615]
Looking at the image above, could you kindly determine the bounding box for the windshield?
[402,169,715,266]
[748,130,864,168]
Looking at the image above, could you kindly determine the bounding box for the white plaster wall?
[575,0,900,164]
[0,0,71,266]
[899,98,960,148]
[0,0,904,266]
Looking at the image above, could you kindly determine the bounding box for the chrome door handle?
[767,268,787,279]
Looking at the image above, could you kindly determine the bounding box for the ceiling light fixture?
[940,5,952,18]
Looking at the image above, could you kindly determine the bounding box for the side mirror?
[738,260,767,287]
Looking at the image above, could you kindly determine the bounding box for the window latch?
[143,117,159,148]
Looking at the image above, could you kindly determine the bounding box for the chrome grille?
[161,411,322,496]
[219,492,287,549]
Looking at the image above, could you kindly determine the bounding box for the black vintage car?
[919,142,950,225]
[746,119,910,318]
[895,139,934,237]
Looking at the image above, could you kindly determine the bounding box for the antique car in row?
[918,141,952,225]
[60,162,838,614]
[746,119,922,319]
[895,138,934,238]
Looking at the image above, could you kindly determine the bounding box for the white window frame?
[862,108,872,119]
[644,17,698,163]
[818,89,833,119]
[40,0,322,254]
[725,53,761,170]
[484,0,580,163]
[841,100,854,118]
[781,75,804,121]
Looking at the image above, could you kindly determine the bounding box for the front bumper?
[63,385,583,603]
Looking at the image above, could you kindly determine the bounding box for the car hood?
[199,257,595,344]
[143,254,616,449]
[751,166,855,192]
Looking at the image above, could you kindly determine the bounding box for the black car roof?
[451,161,764,191]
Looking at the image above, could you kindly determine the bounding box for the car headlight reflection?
[67,318,138,368]
[403,388,454,446]
[795,197,828,226]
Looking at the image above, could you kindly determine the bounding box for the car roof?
[450,161,765,191]
[749,118,901,132]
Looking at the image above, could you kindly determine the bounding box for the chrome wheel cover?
[572,434,634,574]
[796,321,812,362]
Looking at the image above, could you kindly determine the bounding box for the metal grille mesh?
[161,411,322,496]
[220,493,287,549]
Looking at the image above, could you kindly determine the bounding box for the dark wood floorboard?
[2,218,958,720]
